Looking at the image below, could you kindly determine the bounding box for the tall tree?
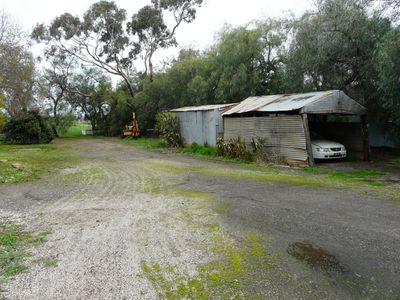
[284,0,390,102]
[39,50,75,123]
[32,0,203,104]
[128,0,203,81]
[375,27,400,135]
[0,44,36,117]
[0,11,36,117]
[207,20,287,102]
[66,67,112,131]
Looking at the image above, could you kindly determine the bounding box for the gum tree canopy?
[31,0,203,108]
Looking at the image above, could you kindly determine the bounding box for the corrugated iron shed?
[171,103,237,146]
[223,90,366,116]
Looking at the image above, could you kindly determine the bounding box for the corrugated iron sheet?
[222,90,366,116]
[224,115,308,162]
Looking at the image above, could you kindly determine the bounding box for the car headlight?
[323,148,330,152]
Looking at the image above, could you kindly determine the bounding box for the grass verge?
[0,142,77,184]
[0,223,49,287]
[148,160,400,200]
[176,143,217,156]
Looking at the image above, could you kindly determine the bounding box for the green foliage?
[66,67,113,133]
[391,157,400,169]
[178,142,217,156]
[4,111,55,145]
[375,28,400,137]
[283,0,396,132]
[251,136,268,162]
[216,137,254,162]
[103,88,134,136]
[53,114,75,135]
[155,112,182,147]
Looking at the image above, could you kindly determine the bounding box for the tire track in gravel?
[2,139,205,300]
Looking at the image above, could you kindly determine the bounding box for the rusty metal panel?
[255,115,308,161]
[224,115,308,162]
[224,117,256,142]
[171,103,237,112]
[222,90,366,116]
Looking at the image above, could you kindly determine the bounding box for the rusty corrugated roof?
[222,90,366,116]
[171,103,237,112]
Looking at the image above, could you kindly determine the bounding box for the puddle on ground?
[287,241,345,273]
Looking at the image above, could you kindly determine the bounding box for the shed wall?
[175,109,221,146]
[224,115,308,164]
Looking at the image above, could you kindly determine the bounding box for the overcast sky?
[1,0,314,69]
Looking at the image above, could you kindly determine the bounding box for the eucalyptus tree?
[32,0,203,107]
[0,43,36,117]
[66,67,112,132]
[39,49,76,124]
[0,11,37,117]
[128,0,203,81]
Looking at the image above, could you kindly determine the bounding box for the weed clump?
[0,224,49,285]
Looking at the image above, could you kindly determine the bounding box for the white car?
[311,140,347,160]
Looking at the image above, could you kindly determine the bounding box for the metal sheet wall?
[175,109,221,146]
[224,115,308,162]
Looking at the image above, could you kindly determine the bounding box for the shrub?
[251,136,268,162]
[217,136,254,162]
[216,137,225,156]
[0,114,6,133]
[155,112,182,147]
[4,111,55,144]
[54,114,75,135]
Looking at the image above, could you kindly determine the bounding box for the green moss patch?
[148,160,399,200]
[60,166,107,184]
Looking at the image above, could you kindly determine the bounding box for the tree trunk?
[90,120,96,134]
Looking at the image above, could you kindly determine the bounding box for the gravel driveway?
[0,138,399,299]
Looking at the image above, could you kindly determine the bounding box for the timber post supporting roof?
[222,90,367,116]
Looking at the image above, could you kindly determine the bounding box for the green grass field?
[61,122,92,138]
[0,143,77,184]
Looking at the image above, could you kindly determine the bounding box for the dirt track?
[0,138,399,299]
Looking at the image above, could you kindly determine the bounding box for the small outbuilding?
[222,90,369,166]
[171,103,237,147]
